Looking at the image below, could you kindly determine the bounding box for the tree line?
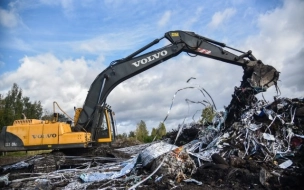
[116,120,167,143]
[1,83,216,143]
[115,105,216,143]
[128,105,215,143]
[0,83,43,130]
[0,83,167,143]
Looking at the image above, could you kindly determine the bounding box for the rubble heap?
[1,84,304,189]
[160,89,304,188]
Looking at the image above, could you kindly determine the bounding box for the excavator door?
[96,107,116,143]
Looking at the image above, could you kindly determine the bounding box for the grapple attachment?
[243,61,280,93]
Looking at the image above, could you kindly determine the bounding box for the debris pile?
[163,95,304,189]
[1,93,304,189]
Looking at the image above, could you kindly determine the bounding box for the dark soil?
[0,156,31,166]
[1,142,304,189]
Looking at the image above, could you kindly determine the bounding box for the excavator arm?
[75,30,279,141]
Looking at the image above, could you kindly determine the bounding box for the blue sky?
[0,0,283,73]
[0,0,303,134]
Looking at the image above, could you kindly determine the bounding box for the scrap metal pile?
[164,95,304,189]
[1,93,303,189]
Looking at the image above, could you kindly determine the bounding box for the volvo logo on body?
[32,134,57,139]
[131,50,168,67]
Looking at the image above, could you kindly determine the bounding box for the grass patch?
[2,150,52,157]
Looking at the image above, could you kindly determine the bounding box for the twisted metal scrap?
[130,80,214,189]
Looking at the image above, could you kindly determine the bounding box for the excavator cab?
[96,106,116,143]
[73,105,116,144]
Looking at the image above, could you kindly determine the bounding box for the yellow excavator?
[0,30,280,153]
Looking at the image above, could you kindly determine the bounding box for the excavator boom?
[74,30,279,141]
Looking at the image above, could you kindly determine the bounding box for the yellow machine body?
[0,107,116,152]
[0,119,91,152]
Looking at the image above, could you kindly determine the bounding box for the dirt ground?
[0,156,31,166]
[1,143,303,190]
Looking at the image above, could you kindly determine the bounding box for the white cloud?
[244,0,304,99]
[0,8,19,28]
[0,53,106,117]
[107,55,243,133]
[208,8,236,29]
[0,41,248,135]
[158,11,171,27]
[246,0,304,67]
[106,0,304,133]
[0,50,242,135]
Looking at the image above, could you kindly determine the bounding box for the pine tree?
[135,120,149,142]
[0,83,43,130]
[128,131,135,138]
[157,122,166,138]
[151,127,157,137]
[151,123,166,140]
